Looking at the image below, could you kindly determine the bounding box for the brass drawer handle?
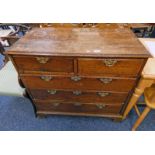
[96,104,106,109]
[36,57,50,64]
[52,103,60,107]
[47,90,57,95]
[73,103,82,106]
[103,59,117,67]
[71,76,81,82]
[100,78,112,84]
[72,90,82,95]
[40,76,53,81]
[97,92,109,97]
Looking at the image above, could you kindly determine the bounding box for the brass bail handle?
[100,78,113,84]
[97,92,109,97]
[71,76,81,82]
[96,104,106,109]
[47,90,57,95]
[103,59,117,67]
[72,90,82,96]
[36,57,50,64]
[40,76,53,81]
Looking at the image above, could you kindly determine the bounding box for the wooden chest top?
[7,27,150,58]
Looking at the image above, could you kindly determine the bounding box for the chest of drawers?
[7,27,151,120]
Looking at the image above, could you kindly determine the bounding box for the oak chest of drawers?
[7,27,151,120]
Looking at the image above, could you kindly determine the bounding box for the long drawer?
[30,89,127,104]
[35,101,122,115]
[13,56,74,74]
[21,75,136,92]
[78,58,145,77]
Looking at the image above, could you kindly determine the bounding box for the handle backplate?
[103,59,117,67]
[97,92,109,97]
[96,104,106,109]
[40,76,53,81]
[47,90,57,95]
[71,76,81,82]
[100,78,112,84]
[36,57,50,64]
[72,90,82,96]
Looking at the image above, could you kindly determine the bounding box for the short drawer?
[21,75,136,92]
[13,56,74,74]
[78,58,145,77]
[35,101,122,115]
[30,89,127,104]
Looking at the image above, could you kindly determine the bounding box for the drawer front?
[21,76,136,92]
[30,89,127,104]
[78,58,145,77]
[13,56,74,74]
[35,101,122,115]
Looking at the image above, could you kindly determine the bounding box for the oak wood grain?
[35,100,122,115]
[78,58,145,77]
[21,75,136,92]
[30,89,127,104]
[7,26,151,119]
[6,27,151,58]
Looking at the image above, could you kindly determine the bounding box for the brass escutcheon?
[100,78,113,84]
[36,57,50,64]
[40,76,53,81]
[96,104,106,109]
[103,59,117,67]
[71,76,81,82]
[72,90,82,96]
[97,92,109,97]
[47,90,57,95]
